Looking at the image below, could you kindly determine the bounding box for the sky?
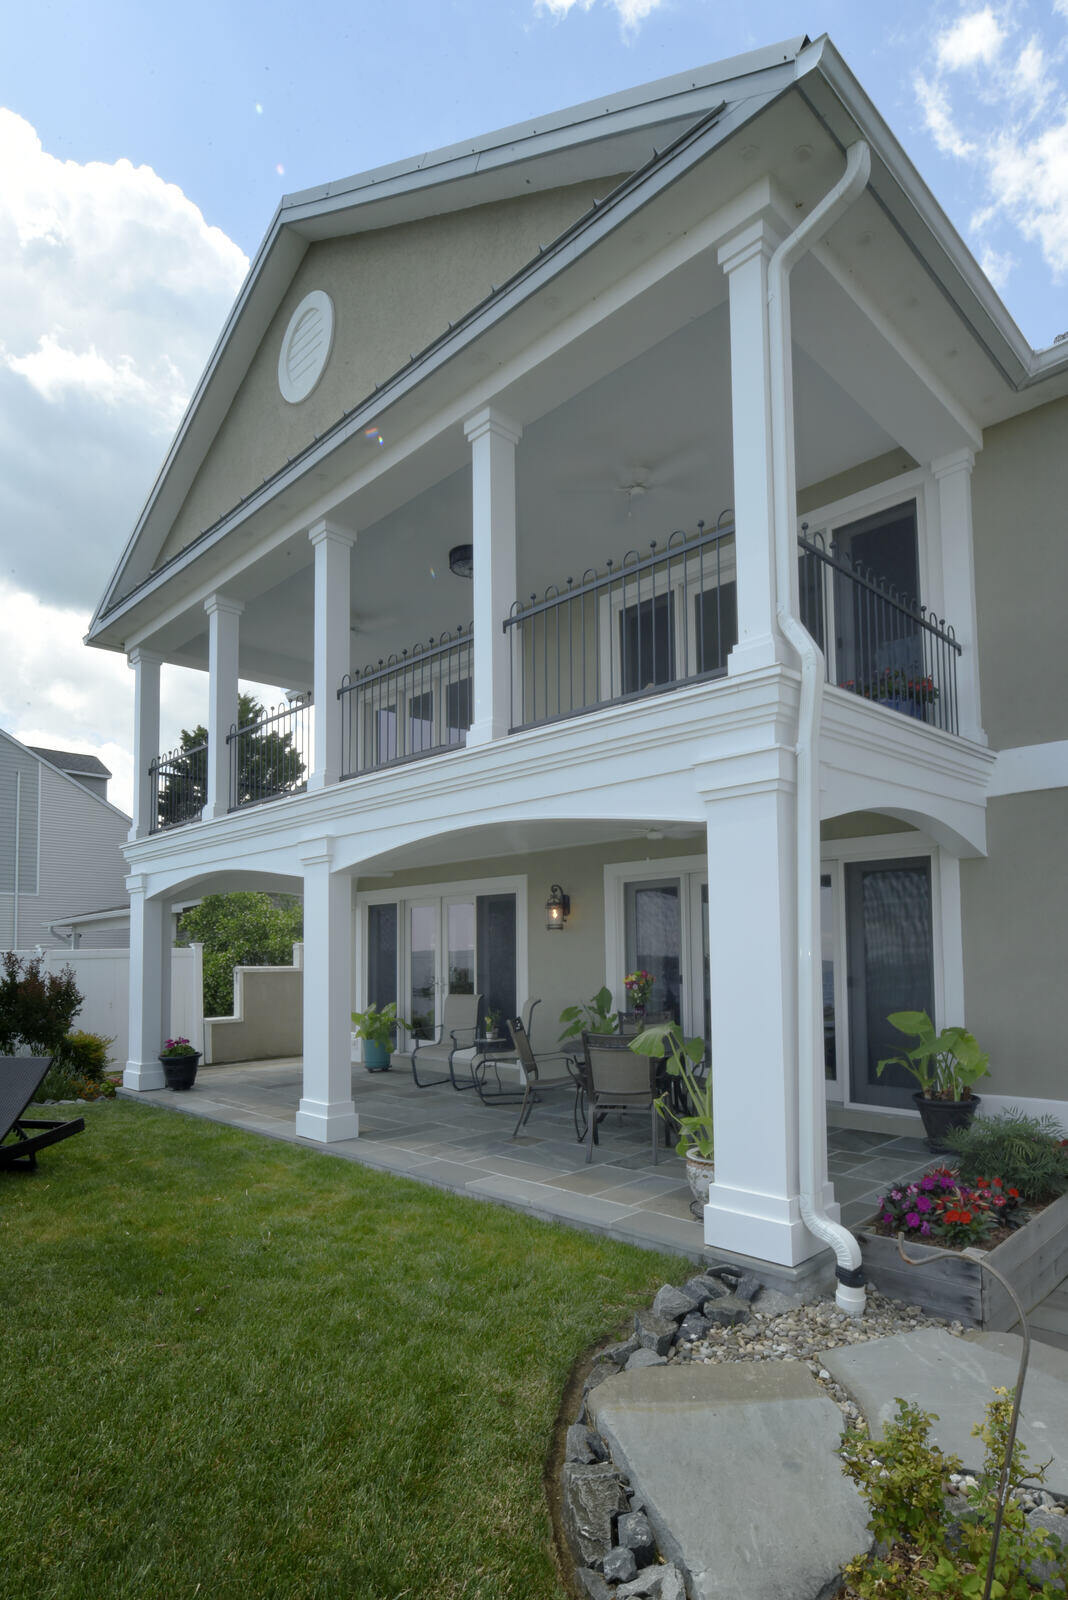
[1,0,1067,814]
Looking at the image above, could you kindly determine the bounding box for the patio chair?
[576,1030,662,1165]
[408,992,482,1090]
[471,996,542,1104]
[0,1057,85,1170]
[506,1014,580,1137]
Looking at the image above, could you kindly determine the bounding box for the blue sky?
[1,0,1067,808]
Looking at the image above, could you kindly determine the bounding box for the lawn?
[0,1100,678,1600]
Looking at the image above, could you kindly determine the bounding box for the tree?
[0,952,83,1054]
[177,893,303,1018]
[157,693,305,827]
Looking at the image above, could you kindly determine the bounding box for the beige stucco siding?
[959,789,1068,1105]
[972,396,1068,749]
[157,176,630,566]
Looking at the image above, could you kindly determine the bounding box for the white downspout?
[768,141,872,1317]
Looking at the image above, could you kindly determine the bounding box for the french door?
[613,865,709,1046]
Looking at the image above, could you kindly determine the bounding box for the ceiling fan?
[555,439,710,520]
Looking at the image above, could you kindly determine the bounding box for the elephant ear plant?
[877,1011,990,1101]
[558,986,618,1044]
[629,1021,713,1159]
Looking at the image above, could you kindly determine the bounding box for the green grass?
[0,1101,678,1600]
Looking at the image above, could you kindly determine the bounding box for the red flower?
[1008,1187,1019,1198]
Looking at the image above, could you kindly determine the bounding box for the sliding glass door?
[845,857,935,1109]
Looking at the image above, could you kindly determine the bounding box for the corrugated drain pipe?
[768,141,872,1317]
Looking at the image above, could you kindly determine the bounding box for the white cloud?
[0,109,248,613]
[535,0,664,33]
[914,8,1068,302]
[936,6,1005,69]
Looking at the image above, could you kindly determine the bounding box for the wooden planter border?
[855,1189,1068,1330]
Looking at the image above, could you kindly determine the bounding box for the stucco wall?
[972,396,1068,750]
[203,964,303,1064]
[959,789,1068,1105]
[158,176,630,565]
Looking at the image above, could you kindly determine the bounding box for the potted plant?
[623,968,654,1021]
[629,1021,714,1202]
[558,986,618,1044]
[351,1002,410,1072]
[877,1009,989,1151]
[159,1036,200,1091]
[482,1008,501,1041]
[860,666,939,720]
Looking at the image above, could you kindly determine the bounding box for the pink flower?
[905,1211,921,1228]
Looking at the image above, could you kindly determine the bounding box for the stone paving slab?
[588,1362,870,1600]
[822,1328,1068,1495]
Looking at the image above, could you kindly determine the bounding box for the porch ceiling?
[350,817,703,879]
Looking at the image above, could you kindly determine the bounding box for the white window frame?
[354,873,529,1057]
[596,543,738,699]
[603,855,708,1035]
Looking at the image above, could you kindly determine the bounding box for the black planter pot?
[161,1053,201,1091]
[913,1090,981,1153]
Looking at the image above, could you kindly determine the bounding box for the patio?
[121,1059,935,1261]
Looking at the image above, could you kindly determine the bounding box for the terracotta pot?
[160,1052,200,1091]
[685,1149,716,1205]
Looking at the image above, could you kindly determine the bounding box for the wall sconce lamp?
[545,883,571,931]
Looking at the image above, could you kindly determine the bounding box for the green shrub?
[53,1030,113,1083]
[177,892,303,1017]
[0,952,83,1054]
[32,1065,116,1102]
[944,1107,1068,1204]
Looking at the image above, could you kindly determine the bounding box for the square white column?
[124,874,168,1090]
[127,648,162,841]
[717,216,792,676]
[463,406,521,746]
[203,595,244,819]
[933,449,986,744]
[700,756,834,1266]
[307,520,355,789]
[296,841,358,1142]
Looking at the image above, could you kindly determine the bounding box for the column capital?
[931,447,977,480]
[308,518,356,550]
[204,592,245,620]
[127,646,163,670]
[716,211,789,275]
[125,872,148,895]
[463,405,522,447]
[298,837,335,869]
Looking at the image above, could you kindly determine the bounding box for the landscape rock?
[601,1336,641,1367]
[566,1423,609,1464]
[1025,1508,1068,1588]
[684,1274,727,1302]
[732,1271,763,1303]
[702,1293,750,1327]
[603,1545,639,1583]
[626,1349,668,1371]
[635,1308,677,1354]
[560,1460,629,1568]
[652,1283,703,1321]
[676,1313,711,1344]
[617,1510,657,1565]
[617,1565,687,1599]
[575,1568,613,1600]
[583,1360,616,1399]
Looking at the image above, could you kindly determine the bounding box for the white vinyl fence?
[9,945,204,1068]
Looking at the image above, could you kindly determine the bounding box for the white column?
[463,405,521,746]
[700,755,836,1266]
[124,874,168,1091]
[307,520,355,789]
[296,840,357,1142]
[718,216,792,675]
[203,595,244,820]
[933,449,986,744]
[127,648,162,841]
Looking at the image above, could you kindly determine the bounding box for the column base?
[295,1099,359,1143]
[727,635,792,675]
[464,719,509,748]
[124,1060,166,1091]
[703,1181,828,1266]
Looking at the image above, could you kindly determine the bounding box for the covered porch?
[122,1058,933,1268]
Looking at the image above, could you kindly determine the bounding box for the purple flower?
[905,1211,921,1228]
[920,1175,936,1190]
[920,1221,932,1235]
[890,1190,902,1201]
[915,1195,933,1212]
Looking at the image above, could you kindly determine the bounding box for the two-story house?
[86,36,1067,1283]
[1,732,131,949]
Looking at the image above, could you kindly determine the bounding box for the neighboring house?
[87,37,1067,1277]
[1,732,131,949]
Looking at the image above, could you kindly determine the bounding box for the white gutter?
[768,140,871,1317]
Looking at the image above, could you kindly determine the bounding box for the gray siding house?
[0,731,131,950]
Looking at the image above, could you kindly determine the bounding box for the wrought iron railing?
[150,740,207,832]
[798,528,961,734]
[338,625,473,778]
[227,698,311,810]
[504,517,737,732]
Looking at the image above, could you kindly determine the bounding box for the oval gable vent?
[278,290,334,404]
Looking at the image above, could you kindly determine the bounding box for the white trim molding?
[989,740,1068,797]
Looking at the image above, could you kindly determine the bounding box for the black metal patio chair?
[407,992,482,1090]
[0,1057,85,1170]
[576,1030,663,1165]
[506,1014,580,1137]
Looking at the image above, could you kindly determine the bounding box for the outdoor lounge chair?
[506,1014,579,1137]
[408,992,482,1089]
[576,1030,662,1165]
[0,1057,85,1170]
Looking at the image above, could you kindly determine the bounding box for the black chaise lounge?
[0,1057,85,1170]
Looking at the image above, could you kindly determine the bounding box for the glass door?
[845,857,934,1108]
[620,871,709,1043]
[369,890,518,1047]
[821,873,843,1101]
[408,903,439,1041]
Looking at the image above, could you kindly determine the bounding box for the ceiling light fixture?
[449,544,474,578]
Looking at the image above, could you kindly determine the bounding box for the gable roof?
[88,33,1068,647]
[29,746,111,779]
[1,729,130,823]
